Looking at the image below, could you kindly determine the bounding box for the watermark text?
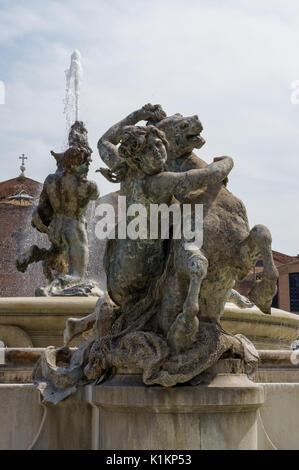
[94,196,203,249]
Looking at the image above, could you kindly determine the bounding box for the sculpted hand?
[141,103,167,123]
[213,156,234,171]
[213,156,232,163]
[213,156,234,185]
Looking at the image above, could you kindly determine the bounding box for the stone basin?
[0,297,298,349]
[222,303,299,350]
[0,297,97,347]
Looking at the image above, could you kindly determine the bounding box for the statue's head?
[154,114,205,159]
[118,125,169,175]
[63,146,92,178]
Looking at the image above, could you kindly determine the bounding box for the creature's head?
[154,113,205,159]
[118,125,168,175]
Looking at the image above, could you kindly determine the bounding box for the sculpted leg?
[16,245,49,274]
[65,221,89,281]
[16,244,66,282]
[167,247,208,353]
[247,225,278,314]
[64,311,96,345]
[64,292,116,345]
[228,289,254,308]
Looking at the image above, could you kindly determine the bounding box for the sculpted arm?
[97,104,166,170]
[32,180,53,234]
[87,181,100,201]
[150,157,234,197]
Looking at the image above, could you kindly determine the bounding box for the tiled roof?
[272,250,298,266]
[0,176,41,201]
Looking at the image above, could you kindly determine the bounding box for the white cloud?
[0,0,298,253]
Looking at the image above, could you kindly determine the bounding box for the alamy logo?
[0,81,5,105]
[94,196,204,250]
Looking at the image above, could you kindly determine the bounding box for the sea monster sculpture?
[153,111,278,315]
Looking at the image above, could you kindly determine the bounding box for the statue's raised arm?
[97,104,166,174]
[149,156,234,199]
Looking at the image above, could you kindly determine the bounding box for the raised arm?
[97,104,166,171]
[149,156,234,198]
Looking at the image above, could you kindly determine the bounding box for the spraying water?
[61,51,105,287]
[63,50,82,130]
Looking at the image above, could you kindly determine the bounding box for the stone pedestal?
[86,361,264,450]
[0,384,92,450]
[3,351,299,449]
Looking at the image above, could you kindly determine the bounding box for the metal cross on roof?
[19,154,28,166]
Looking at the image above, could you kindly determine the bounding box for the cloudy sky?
[0,0,298,254]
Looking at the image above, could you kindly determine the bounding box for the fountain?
[14,49,101,298]
[64,50,82,129]
[1,54,299,450]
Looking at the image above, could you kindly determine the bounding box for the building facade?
[0,174,48,297]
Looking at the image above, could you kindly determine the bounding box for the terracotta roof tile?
[0,177,41,201]
[272,250,298,265]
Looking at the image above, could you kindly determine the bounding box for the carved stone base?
[86,359,264,450]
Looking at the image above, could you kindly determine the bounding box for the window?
[272,288,278,309]
[289,273,299,312]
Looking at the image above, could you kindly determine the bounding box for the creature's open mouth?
[186,133,201,140]
[185,132,205,149]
